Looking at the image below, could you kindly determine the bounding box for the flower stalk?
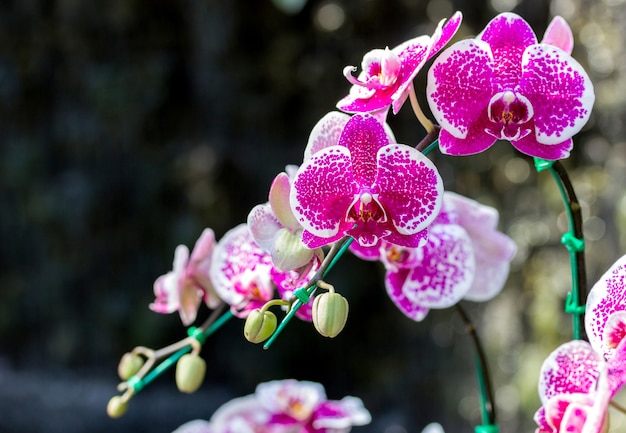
[534,158,587,340]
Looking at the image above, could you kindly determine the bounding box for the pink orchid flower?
[337,12,462,117]
[350,192,516,321]
[172,379,371,433]
[290,112,443,249]
[150,228,221,326]
[534,254,626,433]
[209,224,275,318]
[427,13,594,160]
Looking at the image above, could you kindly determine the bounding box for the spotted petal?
[585,254,626,360]
[385,268,431,322]
[538,340,601,404]
[375,144,443,237]
[291,146,358,245]
[303,111,351,160]
[209,224,274,316]
[427,39,496,140]
[519,44,594,146]
[478,13,538,88]
[399,224,474,309]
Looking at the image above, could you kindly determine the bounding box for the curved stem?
[409,84,435,133]
[456,304,497,427]
[535,159,587,340]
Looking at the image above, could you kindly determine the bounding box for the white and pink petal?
[291,146,359,241]
[375,144,443,235]
[303,111,350,160]
[427,39,496,139]
[538,340,601,404]
[520,44,594,146]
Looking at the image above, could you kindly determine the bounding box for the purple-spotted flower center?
[486,90,534,141]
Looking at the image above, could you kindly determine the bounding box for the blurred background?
[1,0,626,432]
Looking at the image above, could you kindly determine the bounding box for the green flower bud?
[244,308,277,343]
[312,292,349,338]
[107,395,128,418]
[117,352,144,381]
[271,228,314,271]
[175,353,206,394]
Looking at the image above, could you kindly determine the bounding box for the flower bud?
[175,353,206,394]
[117,352,144,380]
[107,395,128,418]
[271,228,314,272]
[312,292,349,338]
[244,308,277,343]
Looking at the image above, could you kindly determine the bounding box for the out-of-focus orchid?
[171,379,371,433]
[427,13,594,160]
[291,112,443,249]
[535,254,626,433]
[150,228,221,326]
[350,192,516,321]
[337,12,462,117]
[210,224,275,318]
[248,169,324,273]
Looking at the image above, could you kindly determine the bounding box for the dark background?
[1,0,625,432]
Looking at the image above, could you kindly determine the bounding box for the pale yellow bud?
[244,308,277,343]
[107,395,128,418]
[312,292,349,338]
[175,353,206,394]
[117,352,144,381]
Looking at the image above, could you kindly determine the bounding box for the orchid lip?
[342,66,390,90]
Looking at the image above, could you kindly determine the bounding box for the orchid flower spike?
[291,111,443,249]
[337,12,462,119]
[427,13,594,160]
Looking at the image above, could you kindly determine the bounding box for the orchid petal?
[247,203,282,252]
[400,224,475,309]
[303,111,350,160]
[585,254,626,360]
[520,44,594,145]
[339,114,390,185]
[538,340,601,404]
[376,144,443,236]
[511,135,573,160]
[542,16,574,54]
[427,39,496,139]
[385,268,431,321]
[478,13,538,88]
[209,224,274,316]
[429,11,463,57]
[438,127,497,157]
[290,146,358,242]
[269,172,301,231]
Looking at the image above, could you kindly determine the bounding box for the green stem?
[534,159,587,340]
[128,306,234,393]
[263,236,354,349]
[456,304,497,429]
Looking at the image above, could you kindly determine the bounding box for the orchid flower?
[150,228,221,326]
[350,192,516,321]
[290,112,443,249]
[427,13,594,160]
[337,12,462,118]
[171,379,371,433]
[535,254,626,433]
[209,224,275,318]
